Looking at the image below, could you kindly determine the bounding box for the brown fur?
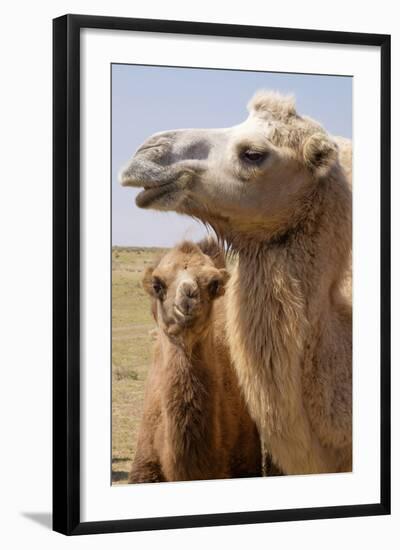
[225,177,352,474]
[122,90,352,475]
[129,239,262,483]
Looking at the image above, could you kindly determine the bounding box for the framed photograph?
[53,14,391,535]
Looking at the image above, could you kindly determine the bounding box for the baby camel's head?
[143,238,228,340]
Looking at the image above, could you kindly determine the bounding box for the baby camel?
[129,239,262,483]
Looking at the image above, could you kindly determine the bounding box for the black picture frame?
[53,14,391,535]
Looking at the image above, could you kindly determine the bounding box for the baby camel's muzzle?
[174,280,200,320]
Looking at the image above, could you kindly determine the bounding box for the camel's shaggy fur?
[129,239,262,483]
[122,90,352,475]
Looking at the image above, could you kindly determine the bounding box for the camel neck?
[158,329,215,377]
[235,173,351,322]
[156,328,218,476]
[224,176,350,441]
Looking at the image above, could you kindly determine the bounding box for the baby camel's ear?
[302,132,338,177]
[208,268,230,299]
[197,237,226,269]
[142,266,155,296]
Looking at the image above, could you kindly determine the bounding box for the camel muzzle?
[119,129,215,191]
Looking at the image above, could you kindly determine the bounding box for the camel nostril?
[180,281,199,300]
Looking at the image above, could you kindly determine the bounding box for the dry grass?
[112,246,167,484]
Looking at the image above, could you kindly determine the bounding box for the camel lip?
[120,174,137,188]
[173,305,196,326]
[173,305,193,318]
[120,173,146,188]
[135,182,177,208]
[120,174,169,189]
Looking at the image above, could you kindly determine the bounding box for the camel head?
[121,91,340,244]
[143,238,228,341]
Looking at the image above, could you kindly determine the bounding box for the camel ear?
[303,133,338,177]
[197,237,226,268]
[208,268,229,298]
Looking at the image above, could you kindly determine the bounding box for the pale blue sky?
[112,64,352,246]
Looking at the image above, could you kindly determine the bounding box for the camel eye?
[208,279,220,297]
[241,149,267,164]
[152,278,165,298]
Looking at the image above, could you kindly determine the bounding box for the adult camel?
[120,91,352,475]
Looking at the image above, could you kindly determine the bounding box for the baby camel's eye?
[152,278,166,298]
[208,279,220,297]
[241,149,268,164]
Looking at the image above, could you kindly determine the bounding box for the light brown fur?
[129,239,262,483]
[122,90,352,475]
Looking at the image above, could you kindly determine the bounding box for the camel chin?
[134,182,180,210]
